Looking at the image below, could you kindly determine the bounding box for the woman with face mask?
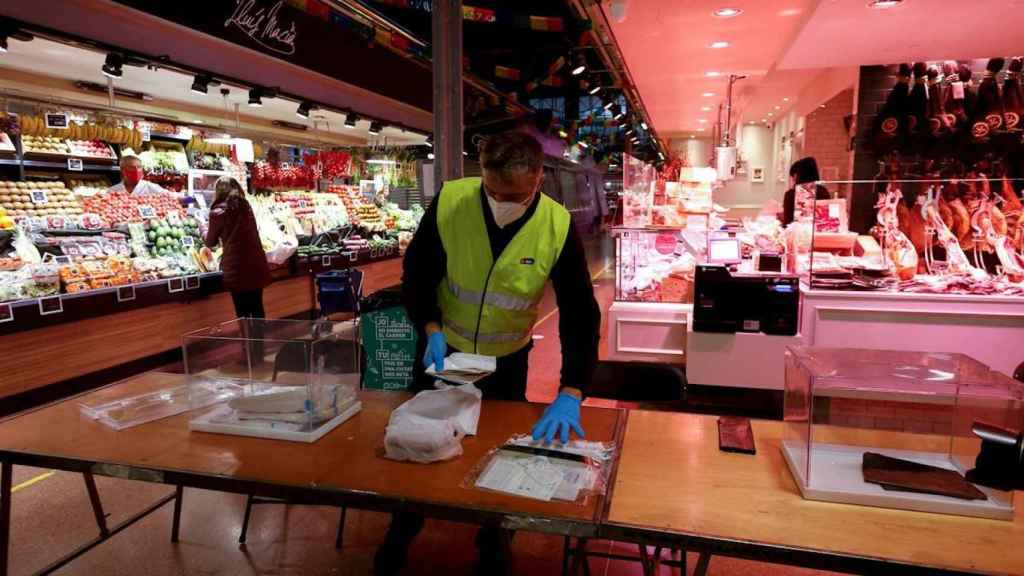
[106,155,171,196]
[205,176,271,324]
[379,131,602,575]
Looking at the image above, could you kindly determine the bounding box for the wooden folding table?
[0,371,625,575]
[602,410,1024,576]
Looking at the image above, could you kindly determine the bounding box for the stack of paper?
[426,353,496,385]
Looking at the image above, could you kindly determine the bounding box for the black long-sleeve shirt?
[401,184,600,395]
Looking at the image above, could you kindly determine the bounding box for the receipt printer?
[693,264,799,335]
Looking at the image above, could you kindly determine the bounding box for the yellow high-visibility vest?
[436,177,570,357]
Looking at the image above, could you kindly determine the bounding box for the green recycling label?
[361,307,418,390]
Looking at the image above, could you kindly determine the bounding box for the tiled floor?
[6,235,838,575]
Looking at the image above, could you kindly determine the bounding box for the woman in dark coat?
[781,156,832,225]
[205,177,271,320]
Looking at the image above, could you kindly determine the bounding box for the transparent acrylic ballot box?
[782,346,1023,520]
[184,318,362,442]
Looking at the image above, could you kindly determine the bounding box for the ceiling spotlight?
[783,97,790,102]
[344,113,358,128]
[588,83,602,95]
[368,121,383,135]
[768,112,774,117]
[101,53,124,79]
[705,71,722,78]
[426,135,433,147]
[614,109,626,121]
[571,54,587,76]
[774,106,781,110]
[558,129,568,138]
[463,151,469,157]
[709,41,730,49]
[247,88,263,107]
[191,74,216,95]
[702,92,715,97]
[427,152,435,160]
[697,128,706,132]
[604,100,615,111]
[762,118,768,122]
[625,128,635,136]
[701,106,712,111]
[712,7,743,18]
[640,121,648,130]
[296,101,315,119]
[868,0,903,8]
[698,119,707,123]
[658,152,665,159]
[578,141,589,149]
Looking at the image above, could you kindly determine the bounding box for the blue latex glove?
[423,330,447,371]
[531,392,585,445]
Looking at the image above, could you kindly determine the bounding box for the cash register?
[692,264,799,335]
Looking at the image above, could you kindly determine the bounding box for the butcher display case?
[799,177,1024,378]
[184,318,362,442]
[782,346,1023,520]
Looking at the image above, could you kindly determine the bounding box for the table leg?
[170,485,184,543]
[82,471,109,536]
[0,462,12,576]
[334,507,347,550]
[239,494,255,544]
[561,536,571,576]
[694,552,711,576]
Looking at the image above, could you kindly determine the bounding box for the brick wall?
[801,88,855,199]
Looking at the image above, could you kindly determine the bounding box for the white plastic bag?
[384,382,482,463]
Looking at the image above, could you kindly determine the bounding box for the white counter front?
[800,287,1024,377]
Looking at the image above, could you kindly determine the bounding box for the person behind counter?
[377,130,601,575]
[106,154,171,196]
[781,156,832,225]
[204,176,270,323]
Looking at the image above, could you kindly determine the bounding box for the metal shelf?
[22,159,119,172]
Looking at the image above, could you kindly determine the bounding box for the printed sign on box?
[360,307,418,391]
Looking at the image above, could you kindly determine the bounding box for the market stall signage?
[45,113,69,130]
[30,190,48,205]
[137,205,156,219]
[38,296,63,316]
[181,236,195,248]
[117,285,136,303]
[224,0,298,56]
[168,277,185,293]
[0,303,11,324]
[654,233,677,256]
[67,158,84,172]
[185,276,201,290]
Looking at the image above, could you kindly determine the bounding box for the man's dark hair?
[480,131,544,180]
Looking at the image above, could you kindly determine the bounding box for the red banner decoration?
[463,5,497,23]
[530,16,564,32]
[494,66,521,81]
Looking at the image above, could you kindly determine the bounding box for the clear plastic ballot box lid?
[783,346,1023,519]
[183,318,361,442]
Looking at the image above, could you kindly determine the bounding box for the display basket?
[782,346,1023,520]
[184,318,361,442]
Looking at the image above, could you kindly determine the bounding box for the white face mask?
[486,192,533,228]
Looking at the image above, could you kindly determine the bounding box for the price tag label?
[168,277,184,293]
[67,158,84,172]
[138,205,156,219]
[45,113,69,129]
[370,248,379,259]
[185,275,200,290]
[181,236,195,248]
[349,251,359,262]
[30,190,49,205]
[53,255,73,265]
[298,200,309,209]
[828,203,840,219]
[117,285,136,302]
[38,295,63,316]
[0,303,12,324]
[141,127,151,142]
[167,212,181,226]
[322,255,332,267]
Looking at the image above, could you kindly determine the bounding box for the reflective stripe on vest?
[436,177,570,357]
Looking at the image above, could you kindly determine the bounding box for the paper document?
[426,353,496,385]
[474,445,599,502]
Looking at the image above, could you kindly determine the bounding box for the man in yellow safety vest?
[376,130,601,575]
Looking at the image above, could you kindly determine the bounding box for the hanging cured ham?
[927,66,948,135]
[908,62,929,135]
[874,63,912,146]
[1003,57,1023,131]
[973,58,1006,139]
